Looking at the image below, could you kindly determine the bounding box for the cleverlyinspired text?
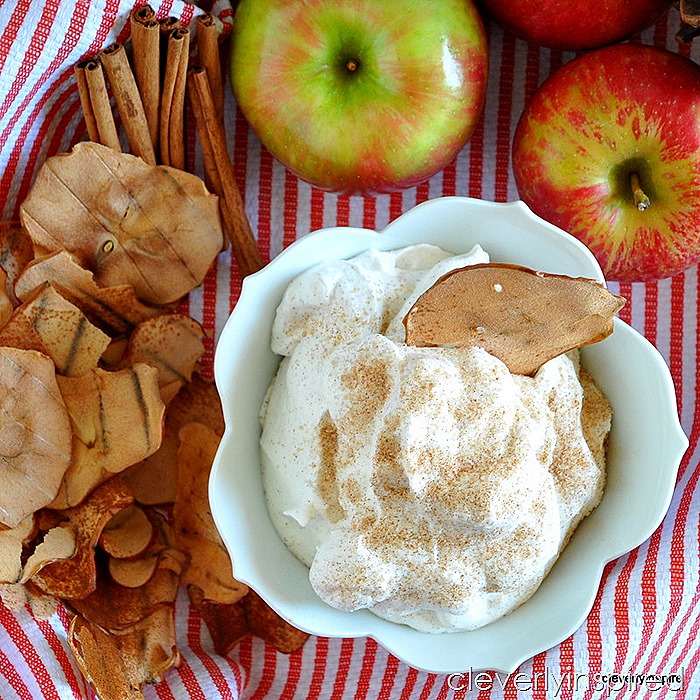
[446,668,685,694]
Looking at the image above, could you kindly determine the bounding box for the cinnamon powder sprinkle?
[260,245,612,632]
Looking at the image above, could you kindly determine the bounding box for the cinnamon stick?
[159,18,182,86]
[186,81,225,234]
[74,61,100,143]
[188,67,264,276]
[99,42,156,165]
[160,27,190,170]
[185,72,223,208]
[80,59,121,152]
[196,13,224,122]
[131,3,155,21]
[159,16,181,46]
[130,4,161,154]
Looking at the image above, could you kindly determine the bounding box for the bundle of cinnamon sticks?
[74,5,223,168]
[73,4,263,277]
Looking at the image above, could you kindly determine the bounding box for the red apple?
[478,0,671,51]
[512,43,700,282]
[229,0,488,194]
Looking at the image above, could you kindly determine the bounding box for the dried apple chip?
[122,429,179,506]
[20,525,76,583]
[188,584,250,656]
[178,533,247,605]
[0,582,58,618]
[19,142,223,305]
[173,422,247,604]
[32,477,134,599]
[71,545,183,631]
[123,372,224,506]
[0,347,72,527]
[69,606,180,700]
[240,590,309,654]
[0,516,36,583]
[119,314,205,404]
[99,505,153,560]
[188,584,309,656]
[14,251,163,336]
[51,364,165,509]
[107,543,187,590]
[0,284,110,376]
[0,268,13,330]
[166,371,225,436]
[101,337,129,366]
[108,554,159,589]
[69,615,144,700]
[103,508,184,589]
[404,263,625,376]
[0,220,34,304]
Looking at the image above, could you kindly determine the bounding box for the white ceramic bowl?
[210,197,688,674]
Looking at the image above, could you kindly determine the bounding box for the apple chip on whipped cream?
[404,263,625,376]
[260,244,620,632]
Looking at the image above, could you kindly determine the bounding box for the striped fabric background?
[1,1,699,698]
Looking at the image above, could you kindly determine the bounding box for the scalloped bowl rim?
[210,197,687,674]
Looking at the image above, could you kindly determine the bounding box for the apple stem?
[630,172,650,211]
[345,59,359,72]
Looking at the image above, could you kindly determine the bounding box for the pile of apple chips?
[0,142,307,700]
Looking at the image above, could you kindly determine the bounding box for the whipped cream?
[260,244,610,632]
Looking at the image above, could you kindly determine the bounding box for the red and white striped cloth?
[1,1,699,698]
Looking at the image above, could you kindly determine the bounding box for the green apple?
[229,0,488,194]
[512,43,700,282]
